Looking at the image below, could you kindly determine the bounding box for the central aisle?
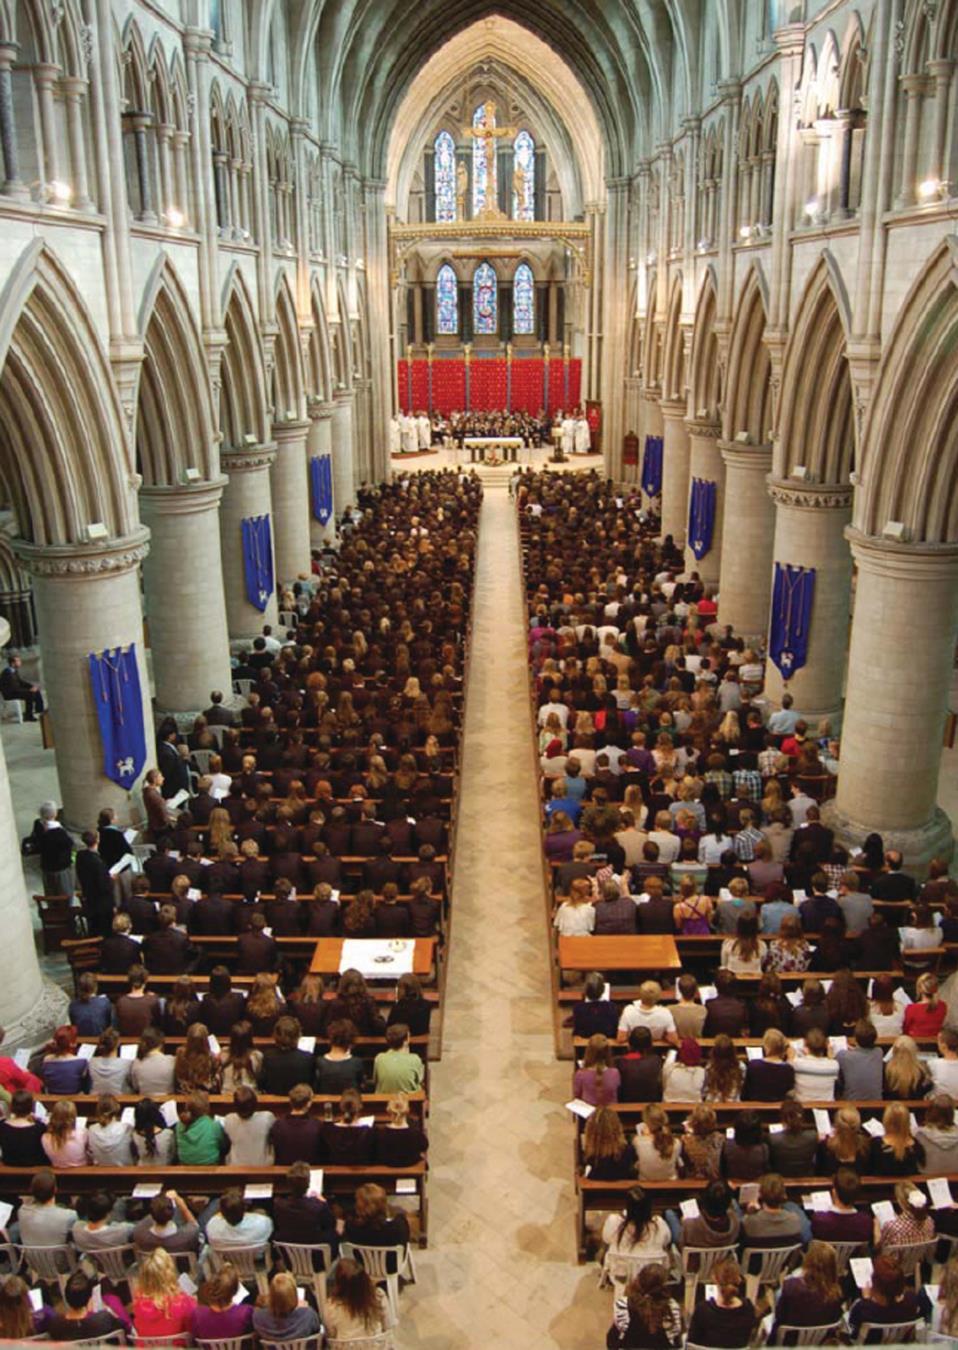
[401,483,608,1347]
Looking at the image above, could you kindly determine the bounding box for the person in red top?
[0,1028,42,1095]
[697,595,717,618]
[903,973,948,1038]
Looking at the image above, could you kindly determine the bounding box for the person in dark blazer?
[304,846,342,890]
[404,845,445,894]
[76,830,115,938]
[236,913,278,974]
[96,808,129,871]
[616,1026,663,1102]
[267,878,303,936]
[188,890,235,936]
[351,807,386,856]
[203,692,235,727]
[189,780,218,826]
[322,809,352,856]
[635,886,677,935]
[363,839,402,892]
[100,911,143,973]
[571,972,620,1039]
[122,877,159,935]
[238,841,271,901]
[304,885,341,936]
[260,1016,315,1095]
[156,723,191,798]
[143,839,179,894]
[141,904,193,974]
[272,1161,338,1251]
[205,845,241,897]
[373,887,411,938]
[703,970,749,1037]
[142,769,172,841]
[0,652,43,717]
[201,969,248,1036]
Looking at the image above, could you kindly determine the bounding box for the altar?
[464,436,524,463]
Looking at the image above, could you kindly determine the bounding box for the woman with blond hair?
[252,1270,321,1342]
[573,1034,620,1107]
[554,876,596,937]
[903,971,948,1038]
[374,1093,429,1169]
[41,1100,88,1167]
[634,1103,682,1180]
[174,1022,220,1093]
[820,1105,871,1174]
[245,971,286,1036]
[870,1102,927,1176]
[582,1107,636,1181]
[207,805,234,855]
[883,1034,932,1100]
[132,1248,196,1341]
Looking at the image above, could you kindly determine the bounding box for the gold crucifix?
[461,100,517,219]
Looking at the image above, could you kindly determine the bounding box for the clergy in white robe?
[389,416,401,455]
[400,414,418,455]
[417,413,432,450]
[574,416,592,454]
[560,416,576,457]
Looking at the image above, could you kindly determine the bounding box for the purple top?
[191,1303,255,1339]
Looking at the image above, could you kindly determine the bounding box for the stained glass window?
[473,261,498,335]
[436,263,458,335]
[513,262,534,335]
[513,129,535,220]
[472,102,492,216]
[434,130,456,223]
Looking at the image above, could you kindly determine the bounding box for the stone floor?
[3,474,958,1346]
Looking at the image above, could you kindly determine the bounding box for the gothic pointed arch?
[725,264,771,445]
[0,241,133,546]
[857,238,958,544]
[272,272,306,420]
[307,281,333,401]
[776,253,854,485]
[135,254,216,487]
[688,270,720,419]
[661,273,686,402]
[220,266,269,448]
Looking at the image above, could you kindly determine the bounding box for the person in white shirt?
[788,786,816,828]
[554,890,596,937]
[929,1029,958,1096]
[699,827,734,867]
[538,698,569,728]
[417,411,432,451]
[617,981,678,1043]
[648,814,681,865]
[261,627,282,655]
[790,1028,839,1102]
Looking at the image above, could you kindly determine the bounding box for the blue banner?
[770,563,815,678]
[89,644,147,789]
[687,478,717,560]
[310,455,333,525]
[241,514,274,612]
[641,435,663,497]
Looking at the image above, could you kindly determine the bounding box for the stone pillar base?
[822,799,954,876]
[4,976,70,1052]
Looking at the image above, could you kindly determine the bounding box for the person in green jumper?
[372,1024,425,1094]
[175,1089,227,1164]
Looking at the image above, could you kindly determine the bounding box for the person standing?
[75,831,115,938]
[30,802,74,897]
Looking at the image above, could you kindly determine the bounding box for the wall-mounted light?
[804,197,821,219]
[48,180,72,204]
[646,251,656,266]
[164,207,186,228]
[882,520,909,542]
[739,225,752,240]
[85,522,108,541]
[918,178,941,201]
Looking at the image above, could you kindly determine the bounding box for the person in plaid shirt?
[733,808,764,862]
[732,754,763,802]
[758,733,785,778]
[703,753,733,800]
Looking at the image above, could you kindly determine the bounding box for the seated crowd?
[519,470,958,1345]
[6,471,480,1345]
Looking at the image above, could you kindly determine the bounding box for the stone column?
[270,419,312,584]
[764,479,853,723]
[16,531,156,828]
[60,76,93,212]
[33,64,61,187]
[895,75,926,209]
[307,404,336,546]
[823,532,958,869]
[684,417,723,586]
[139,478,232,712]
[0,42,27,199]
[219,446,279,639]
[660,398,691,545]
[0,617,47,1039]
[639,390,663,512]
[331,390,355,512]
[717,442,774,639]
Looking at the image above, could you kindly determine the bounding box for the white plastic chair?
[680,1242,739,1317]
[207,1242,270,1297]
[87,1243,138,1285]
[339,1241,415,1322]
[259,1338,322,1350]
[272,1241,333,1310]
[0,696,23,724]
[18,1243,78,1294]
[600,1249,668,1291]
[882,1236,937,1286]
[855,1318,921,1344]
[233,679,253,699]
[741,1242,802,1303]
[773,1323,845,1346]
[192,749,214,775]
[206,724,227,749]
[279,611,296,630]
[829,1239,869,1277]
[71,1335,124,1348]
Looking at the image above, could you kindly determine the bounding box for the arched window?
[472,102,492,215]
[473,261,498,335]
[513,129,535,220]
[434,130,456,222]
[513,263,535,334]
[436,264,458,335]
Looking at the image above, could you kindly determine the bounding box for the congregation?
[0,469,480,1345]
[518,468,958,1347]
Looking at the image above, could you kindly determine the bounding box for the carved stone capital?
[15,526,151,578]
[767,477,853,510]
[685,417,721,440]
[139,476,227,517]
[845,528,958,583]
[221,443,277,472]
